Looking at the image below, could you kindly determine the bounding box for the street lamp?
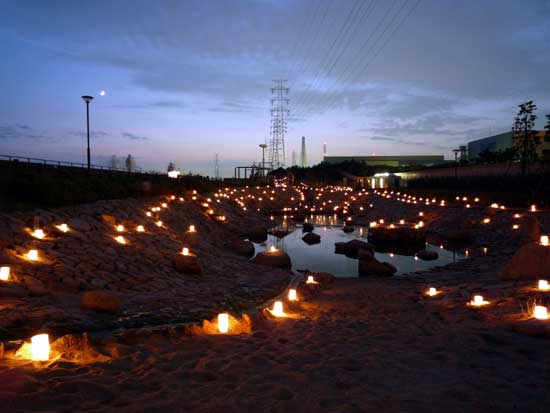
[81,95,94,170]
[259,143,267,178]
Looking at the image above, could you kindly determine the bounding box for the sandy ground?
[1,186,550,412]
[2,275,549,412]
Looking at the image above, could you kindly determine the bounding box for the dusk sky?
[1,0,549,176]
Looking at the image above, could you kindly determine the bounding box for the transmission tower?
[214,153,220,179]
[269,79,289,169]
[300,136,308,167]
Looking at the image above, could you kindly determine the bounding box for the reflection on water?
[254,222,466,278]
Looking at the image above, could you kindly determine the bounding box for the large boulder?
[246,227,268,243]
[82,290,121,314]
[174,254,203,275]
[302,222,314,233]
[416,250,439,261]
[358,250,396,277]
[68,217,91,232]
[334,239,375,257]
[252,250,292,269]
[500,241,550,280]
[229,239,255,257]
[342,225,355,233]
[368,226,426,250]
[302,232,321,245]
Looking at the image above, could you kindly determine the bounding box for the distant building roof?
[323,155,445,167]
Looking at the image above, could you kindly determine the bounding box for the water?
[253,220,466,277]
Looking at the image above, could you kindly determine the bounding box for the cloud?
[0,124,54,140]
[69,130,109,138]
[121,132,150,141]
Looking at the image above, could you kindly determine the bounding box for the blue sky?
[1,0,549,176]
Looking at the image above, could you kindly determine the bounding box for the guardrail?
[0,154,152,174]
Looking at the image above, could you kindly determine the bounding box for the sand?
[1,186,550,411]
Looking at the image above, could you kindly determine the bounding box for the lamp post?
[81,95,94,170]
[259,143,267,178]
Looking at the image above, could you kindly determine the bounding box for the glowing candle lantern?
[31,334,50,361]
[306,275,318,284]
[533,305,549,320]
[419,212,424,217]
[156,220,163,227]
[162,203,168,208]
[114,236,126,245]
[182,247,189,256]
[0,266,10,281]
[116,225,124,232]
[288,289,297,301]
[531,204,537,212]
[146,211,152,217]
[469,295,489,307]
[272,301,284,317]
[189,225,196,232]
[418,221,424,228]
[427,287,438,296]
[399,219,405,224]
[56,223,69,233]
[32,229,45,239]
[541,236,549,246]
[218,313,229,333]
[27,249,39,261]
[269,246,277,252]
[136,225,145,232]
[482,218,491,224]
[513,224,519,230]
[538,280,549,291]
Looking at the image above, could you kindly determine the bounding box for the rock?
[246,227,268,243]
[358,249,396,277]
[269,228,293,238]
[68,217,91,232]
[302,232,321,245]
[229,239,255,257]
[335,239,375,257]
[101,214,117,225]
[520,216,541,245]
[369,226,426,246]
[24,276,47,296]
[302,222,314,233]
[82,290,121,314]
[174,254,203,275]
[500,241,550,280]
[416,250,439,261]
[308,272,336,284]
[252,250,292,269]
[342,225,355,233]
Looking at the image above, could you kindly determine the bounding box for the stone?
[334,239,375,257]
[82,290,121,314]
[229,239,255,257]
[358,249,396,277]
[308,272,336,284]
[302,232,321,245]
[174,254,203,275]
[302,222,314,233]
[416,250,439,261]
[342,225,355,233]
[246,227,268,243]
[500,241,550,280]
[520,216,541,245]
[24,276,47,296]
[101,214,117,225]
[68,217,91,232]
[252,250,292,269]
[269,228,292,238]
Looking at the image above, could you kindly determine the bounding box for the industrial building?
[322,155,445,167]
[467,131,550,160]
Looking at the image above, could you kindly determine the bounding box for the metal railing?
[0,154,159,175]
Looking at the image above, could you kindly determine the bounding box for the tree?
[167,162,176,172]
[545,113,550,142]
[125,154,135,172]
[512,100,539,175]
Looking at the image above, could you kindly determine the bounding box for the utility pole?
[259,143,267,178]
[268,79,289,169]
[81,95,94,170]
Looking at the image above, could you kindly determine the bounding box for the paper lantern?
[146,211,152,217]
[534,306,549,320]
[56,223,69,233]
[32,229,45,239]
[188,225,196,232]
[288,289,297,301]
[541,236,549,246]
[116,225,124,232]
[27,249,39,261]
[469,295,489,307]
[306,275,318,284]
[0,266,10,281]
[218,313,229,333]
[271,301,284,317]
[269,246,277,252]
[427,287,438,296]
[136,225,145,232]
[114,236,126,245]
[182,247,189,256]
[31,334,50,361]
[538,280,549,291]
[156,220,163,227]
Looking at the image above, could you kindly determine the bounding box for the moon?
[99,90,106,96]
